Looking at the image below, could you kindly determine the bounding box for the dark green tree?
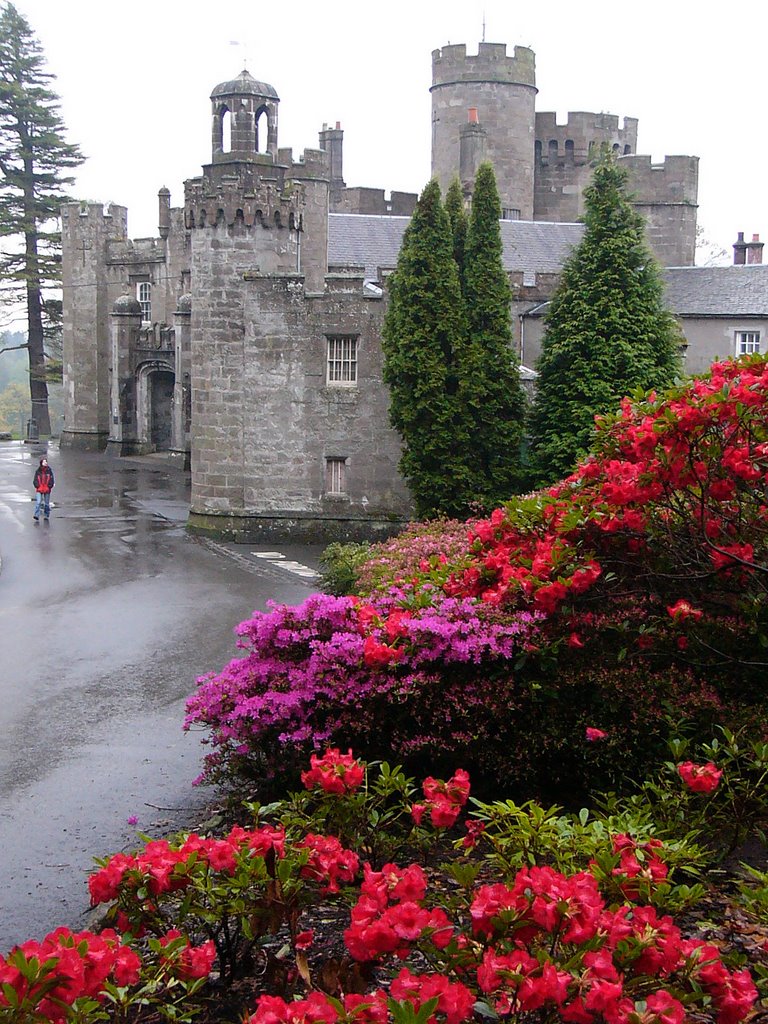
[444,177,467,285]
[457,162,528,507]
[0,2,83,434]
[382,179,471,517]
[528,156,681,484]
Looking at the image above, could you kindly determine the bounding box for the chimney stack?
[734,231,764,265]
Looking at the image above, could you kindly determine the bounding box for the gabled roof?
[663,265,768,317]
[327,213,584,279]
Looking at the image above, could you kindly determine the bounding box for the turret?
[431,42,537,219]
[210,69,279,164]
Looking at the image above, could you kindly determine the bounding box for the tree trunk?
[24,163,50,436]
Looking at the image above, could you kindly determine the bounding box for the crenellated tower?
[431,43,537,219]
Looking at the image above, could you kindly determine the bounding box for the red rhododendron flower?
[301,748,365,794]
[586,727,608,742]
[666,599,703,622]
[678,760,722,793]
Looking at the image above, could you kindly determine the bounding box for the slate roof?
[327,213,584,279]
[327,215,768,320]
[663,265,768,317]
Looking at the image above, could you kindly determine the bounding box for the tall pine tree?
[0,2,82,434]
[382,179,471,517]
[528,156,681,485]
[457,162,527,507]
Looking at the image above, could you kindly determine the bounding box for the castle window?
[502,208,521,221]
[325,457,347,495]
[255,106,268,153]
[735,330,760,355]
[136,281,152,323]
[326,335,358,385]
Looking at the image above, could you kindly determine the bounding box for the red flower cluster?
[344,862,453,960]
[678,760,723,794]
[88,824,286,904]
[586,727,608,742]
[411,769,470,828]
[297,834,359,894]
[301,748,365,795]
[0,927,140,1022]
[666,599,703,623]
[159,929,217,980]
[609,834,668,898]
[470,866,604,944]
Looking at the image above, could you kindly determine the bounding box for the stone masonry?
[61,42,701,540]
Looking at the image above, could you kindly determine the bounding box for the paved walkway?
[0,440,324,951]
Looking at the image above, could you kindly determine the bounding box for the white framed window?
[326,335,358,385]
[735,330,760,356]
[137,281,152,323]
[325,457,347,495]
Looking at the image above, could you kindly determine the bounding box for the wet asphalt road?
[0,441,322,952]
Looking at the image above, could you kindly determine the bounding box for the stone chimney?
[734,231,764,265]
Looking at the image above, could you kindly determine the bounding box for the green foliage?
[605,728,768,860]
[457,163,528,507]
[444,178,467,285]
[382,180,471,518]
[0,2,83,434]
[318,541,372,596]
[528,155,682,485]
[383,167,527,517]
[466,797,708,915]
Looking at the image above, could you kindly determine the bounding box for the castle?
[61,41,703,541]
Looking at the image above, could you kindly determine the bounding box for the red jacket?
[34,465,54,494]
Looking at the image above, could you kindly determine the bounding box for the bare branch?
[0,342,29,354]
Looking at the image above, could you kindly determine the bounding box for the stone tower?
[430,42,537,219]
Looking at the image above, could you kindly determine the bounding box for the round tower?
[210,69,279,162]
[431,42,537,219]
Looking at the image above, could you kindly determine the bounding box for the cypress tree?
[0,2,83,435]
[457,162,527,508]
[382,179,470,518]
[528,156,681,485]
[444,178,467,286]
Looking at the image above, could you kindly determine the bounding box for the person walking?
[33,456,54,521]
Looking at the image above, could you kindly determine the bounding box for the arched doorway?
[136,361,175,453]
[150,370,174,450]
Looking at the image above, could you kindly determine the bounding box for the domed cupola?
[210,69,280,163]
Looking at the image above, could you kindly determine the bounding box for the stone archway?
[136,361,174,452]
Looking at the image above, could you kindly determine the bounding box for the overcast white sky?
[12,0,765,261]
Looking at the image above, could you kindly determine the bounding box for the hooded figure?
[33,457,54,521]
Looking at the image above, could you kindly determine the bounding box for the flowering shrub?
[0,927,212,1023]
[185,591,542,794]
[247,858,758,1024]
[187,357,768,801]
[2,752,763,1024]
[87,822,353,981]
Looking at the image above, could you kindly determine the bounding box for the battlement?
[431,42,535,88]
[276,146,330,179]
[535,112,638,165]
[620,154,699,204]
[184,173,305,230]
[62,201,128,239]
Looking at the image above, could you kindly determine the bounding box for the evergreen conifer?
[458,162,527,507]
[382,179,470,517]
[0,2,82,434]
[528,156,681,484]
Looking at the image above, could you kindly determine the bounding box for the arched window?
[222,109,232,153]
[548,139,558,166]
[565,139,574,164]
[534,139,542,165]
[624,144,632,155]
[255,106,269,153]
